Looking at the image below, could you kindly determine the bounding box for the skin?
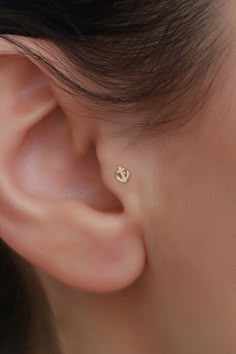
[43,39,236,354]
[0,2,236,353]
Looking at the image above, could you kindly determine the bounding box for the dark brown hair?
[0,0,229,130]
[0,1,230,353]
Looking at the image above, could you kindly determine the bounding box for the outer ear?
[0,38,146,293]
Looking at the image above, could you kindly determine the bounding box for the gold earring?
[116,166,131,183]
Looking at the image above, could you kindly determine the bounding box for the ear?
[0,37,146,293]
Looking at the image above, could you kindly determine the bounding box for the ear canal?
[0,51,146,294]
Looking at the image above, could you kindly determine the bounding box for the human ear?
[0,38,146,294]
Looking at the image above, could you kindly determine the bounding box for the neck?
[36,270,161,354]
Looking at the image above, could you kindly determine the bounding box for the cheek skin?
[140,70,236,352]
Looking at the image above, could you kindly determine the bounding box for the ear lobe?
[0,42,146,293]
[42,202,145,293]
